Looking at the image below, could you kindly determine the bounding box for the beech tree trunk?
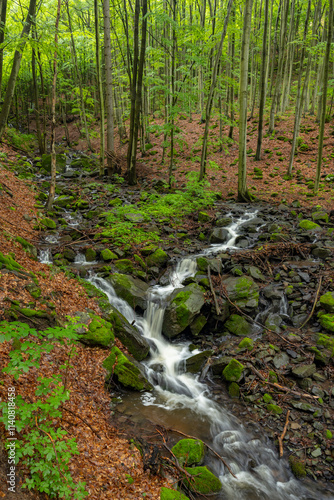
[95,0,105,176]
[255,0,269,161]
[103,0,115,176]
[0,0,7,100]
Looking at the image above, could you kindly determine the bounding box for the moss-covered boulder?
[311,211,329,224]
[101,248,118,261]
[198,211,212,223]
[238,337,254,351]
[41,153,66,173]
[114,259,136,273]
[0,252,23,271]
[196,256,221,274]
[107,273,149,311]
[160,488,189,500]
[185,350,213,374]
[267,404,283,415]
[85,248,97,262]
[16,236,37,259]
[228,382,240,398]
[105,307,150,361]
[189,314,207,336]
[162,284,205,338]
[63,248,76,261]
[40,218,56,229]
[183,466,222,494]
[318,312,334,332]
[298,220,321,231]
[146,248,169,268]
[225,314,252,336]
[79,315,115,347]
[103,346,152,391]
[171,439,205,466]
[141,244,158,256]
[54,195,74,208]
[319,291,334,313]
[222,359,244,382]
[223,276,259,311]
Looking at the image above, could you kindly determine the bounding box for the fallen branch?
[278,410,290,458]
[299,276,323,330]
[166,427,237,479]
[208,266,221,315]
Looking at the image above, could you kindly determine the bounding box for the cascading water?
[88,212,333,500]
[39,248,52,264]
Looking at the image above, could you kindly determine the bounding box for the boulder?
[146,248,169,267]
[171,439,205,466]
[222,359,244,382]
[183,466,222,494]
[209,227,230,243]
[318,313,334,332]
[103,346,152,391]
[319,291,334,313]
[223,276,259,311]
[114,259,135,273]
[107,273,149,311]
[224,314,252,336]
[185,350,213,373]
[78,314,115,347]
[54,195,74,208]
[162,284,205,338]
[292,364,317,378]
[41,153,66,173]
[298,220,321,231]
[160,488,189,500]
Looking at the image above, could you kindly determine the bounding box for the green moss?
[172,290,192,329]
[222,359,244,382]
[171,439,205,466]
[85,248,97,262]
[103,346,152,391]
[319,291,334,313]
[298,219,321,231]
[183,466,222,494]
[263,393,273,403]
[25,284,41,299]
[237,337,254,350]
[196,257,209,272]
[326,430,333,439]
[114,259,135,273]
[289,456,306,478]
[134,254,146,269]
[316,333,334,355]
[40,218,56,229]
[234,276,254,298]
[225,314,251,337]
[267,404,283,415]
[101,248,118,261]
[318,313,334,332]
[108,197,123,206]
[198,211,211,223]
[228,382,240,398]
[141,244,158,256]
[146,248,168,267]
[160,487,189,500]
[0,252,23,271]
[80,316,114,347]
[19,308,47,318]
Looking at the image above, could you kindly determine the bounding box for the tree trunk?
[46,0,62,212]
[0,0,36,139]
[314,0,333,193]
[95,0,105,177]
[255,0,269,160]
[0,0,7,100]
[238,0,253,202]
[103,0,115,176]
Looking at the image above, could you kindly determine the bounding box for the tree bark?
[0,0,7,100]
[255,0,269,160]
[103,0,115,176]
[95,0,105,176]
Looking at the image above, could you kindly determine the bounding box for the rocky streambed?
[4,153,334,497]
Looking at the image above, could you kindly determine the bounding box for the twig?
[208,266,221,315]
[299,276,323,330]
[166,427,237,479]
[278,410,290,458]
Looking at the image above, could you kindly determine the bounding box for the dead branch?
[278,410,290,458]
[208,266,221,315]
[299,276,323,330]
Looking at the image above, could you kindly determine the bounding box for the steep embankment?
[0,145,166,499]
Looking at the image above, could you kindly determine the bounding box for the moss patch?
[103,346,152,391]
[160,488,189,500]
[101,248,118,261]
[183,466,222,494]
[318,313,334,332]
[171,439,205,466]
[146,248,168,267]
[319,291,334,313]
[79,315,114,347]
[238,337,254,350]
[225,314,251,337]
[298,219,321,231]
[222,359,244,382]
[267,404,283,414]
[289,456,306,478]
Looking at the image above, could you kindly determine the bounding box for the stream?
[36,178,334,499]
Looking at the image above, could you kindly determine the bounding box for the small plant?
[0,321,88,499]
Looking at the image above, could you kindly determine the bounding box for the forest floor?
[0,109,333,499]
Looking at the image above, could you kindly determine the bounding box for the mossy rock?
[63,248,76,262]
[318,313,334,332]
[183,466,222,494]
[316,333,334,358]
[223,276,259,311]
[311,211,329,223]
[319,291,334,313]
[40,218,56,229]
[189,314,207,336]
[76,199,89,210]
[225,314,252,337]
[85,248,97,262]
[114,259,135,273]
[146,248,169,267]
[298,220,321,231]
[101,248,118,261]
[54,195,74,208]
[70,157,95,170]
[237,337,254,350]
[160,488,189,500]
[289,456,306,478]
[198,211,212,223]
[0,252,23,271]
[108,273,149,311]
[228,382,240,398]
[103,346,152,391]
[108,197,123,206]
[134,254,146,269]
[267,404,283,415]
[162,284,205,338]
[25,283,41,299]
[185,350,213,374]
[41,153,66,173]
[141,244,158,256]
[171,439,205,466]
[79,315,115,347]
[16,236,37,259]
[18,308,48,318]
[222,359,244,382]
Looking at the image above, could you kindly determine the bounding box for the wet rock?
[225,314,252,337]
[185,350,213,373]
[265,313,282,333]
[172,438,205,466]
[222,359,244,382]
[183,466,222,494]
[292,313,308,328]
[211,356,233,375]
[162,284,205,338]
[262,284,285,301]
[196,256,221,274]
[291,401,316,412]
[103,346,152,391]
[63,248,76,261]
[85,248,97,262]
[312,247,332,259]
[215,217,232,227]
[319,291,334,313]
[107,273,149,311]
[209,227,230,243]
[223,275,259,311]
[292,364,317,378]
[273,352,290,369]
[190,314,207,336]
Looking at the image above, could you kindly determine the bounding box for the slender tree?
[255,0,269,160]
[0,0,7,100]
[238,0,253,202]
[103,0,116,176]
[95,0,105,176]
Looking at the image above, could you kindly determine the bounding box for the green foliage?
[6,128,36,152]
[0,321,88,499]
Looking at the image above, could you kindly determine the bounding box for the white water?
[39,248,52,264]
[88,211,333,500]
[74,253,97,265]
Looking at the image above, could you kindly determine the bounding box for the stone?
[311,211,329,223]
[223,276,259,311]
[265,313,282,333]
[228,382,240,398]
[319,291,334,313]
[183,466,222,494]
[171,439,205,466]
[292,364,317,378]
[312,247,332,259]
[311,448,322,458]
[237,337,254,351]
[185,350,213,373]
[160,488,189,500]
[78,315,114,347]
[105,307,150,361]
[41,153,66,173]
[248,266,266,281]
[40,218,56,229]
[189,314,207,336]
[146,248,169,267]
[273,352,290,369]
[198,211,212,223]
[16,237,37,259]
[114,259,135,273]
[211,356,233,375]
[225,314,252,337]
[85,248,97,262]
[318,313,334,332]
[209,227,230,243]
[222,359,244,382]
[298,220,321,231]
[267,404,283,415]
[196,256,221,274]
[54,195,74,208]
[63,248,76,261]
[103,346,152,391]
[291,402,316,412]
[108,274,149,311]
[101,248,118,261]
[162,284,205,338]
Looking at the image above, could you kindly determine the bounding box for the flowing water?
[88,212,334,499]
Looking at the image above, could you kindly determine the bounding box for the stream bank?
[1,149,334,498]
